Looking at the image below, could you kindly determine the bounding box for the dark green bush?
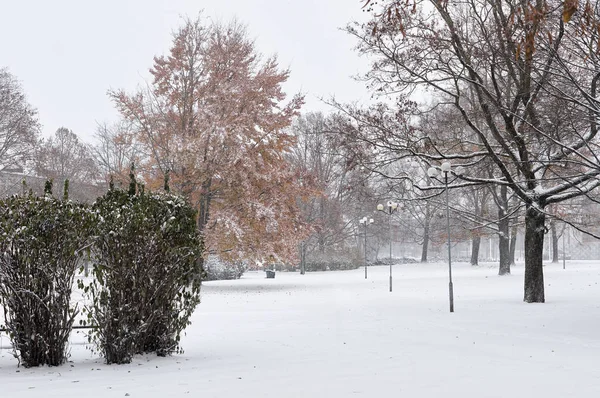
[0,181,94,367]
[82,178,203,364]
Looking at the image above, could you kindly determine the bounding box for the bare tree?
[290,114,358,248]
[0,68,39,169]
[353,0,600,303]
[35,127,98,185]
[93,121,141,186]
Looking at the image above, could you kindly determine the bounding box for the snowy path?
[2,261,600,397]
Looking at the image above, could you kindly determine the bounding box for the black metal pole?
[563,229,566,270]
[364,223,368,279]
[445,173,454,313]
[389,210,393,292]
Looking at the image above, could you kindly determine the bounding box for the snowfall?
[1,260,600,397]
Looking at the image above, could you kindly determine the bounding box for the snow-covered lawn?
[2,261,600,397]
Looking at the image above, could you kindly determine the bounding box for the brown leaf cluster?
[110,17,307,265]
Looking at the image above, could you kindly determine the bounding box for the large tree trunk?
[551,221,559,263]
[498,224,510,275]
[318,196,326,253]
[421,223,429,263]
[470,189,483,266]
[509,224,518,265]
[197,179,212,233]
[470,236,481,265]
[524,205,546,303]
[498,185,510,275]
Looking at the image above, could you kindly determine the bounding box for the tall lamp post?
[427,162,463,313]
[563,226,567,270]
[359,216,374,279]
[377,201,399,292]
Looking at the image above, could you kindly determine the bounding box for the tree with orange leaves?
[110,16,308,266]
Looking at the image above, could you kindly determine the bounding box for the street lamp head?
[377,203,384,211]
[441,162,451,173]
[427,167,438,178]
[359,216,373,225]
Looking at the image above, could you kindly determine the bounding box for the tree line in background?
[344,0,600,303]
[1,3,600,306]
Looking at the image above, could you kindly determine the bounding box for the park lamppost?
[359,216,374,279]
[427,162,464,313]
[377,201,399,292]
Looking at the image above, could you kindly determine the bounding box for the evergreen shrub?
[82,176,203,364]
[0,181,94,367]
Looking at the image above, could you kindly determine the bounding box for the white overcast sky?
[0,0,371,143]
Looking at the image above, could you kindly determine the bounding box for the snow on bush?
[203,255,246,281]
[0,180,94,367]
[81,174,203,364]
[305,249,362,272]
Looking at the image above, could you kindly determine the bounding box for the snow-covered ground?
[2,260,600,397]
